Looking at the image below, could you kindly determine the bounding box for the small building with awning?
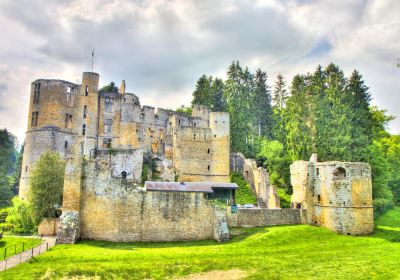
[145,181,238,205]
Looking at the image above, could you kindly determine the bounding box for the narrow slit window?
[83,105,87,118]
[64,141,68,148]
[82,124,86,135]
[193,134,196,140]
[85,86,89,96]
[33,83,41,104]
[31,112,39,127]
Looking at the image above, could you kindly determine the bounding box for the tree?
[29,151,65,223]
[0,129,17,207]
[253,69,273,138]
[99,82,119,94]
[176,105,192,117]
[225,61,253,154]
[272,74,288,143]
[347,70,373,162]
[6,197,35,233]
[191,75,213,107]
[0,129,17,175]
[0,174,13,207]
[211,78,227,112]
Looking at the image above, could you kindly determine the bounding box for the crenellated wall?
[19,73,231,200]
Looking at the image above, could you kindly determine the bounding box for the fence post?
[14,244,16,255]
[31,247,34,258]
[3,247,6,260]
[5,258,7,271]
[46,242,48,251]
[23,242,25,252]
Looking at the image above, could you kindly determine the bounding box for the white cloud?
[0,0,399,141]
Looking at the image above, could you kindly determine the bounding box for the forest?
[186,61,400,215]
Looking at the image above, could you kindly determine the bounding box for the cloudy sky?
[0,0,399,143]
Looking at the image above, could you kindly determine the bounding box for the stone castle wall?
[20,72,231,199]
[290,155,374,235]
[230,153,280,208]
[227,208,304,228]
[58,152,226,243]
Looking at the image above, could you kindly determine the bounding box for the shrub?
[6,197,35,233]
[230,173,257,205]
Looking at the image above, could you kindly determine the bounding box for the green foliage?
[176,106,192,117]
[6,197,35,233]
[0,129,17,175]
[141,164,149,186]
[3,210,400,279]
[0,208,9,223]
[29,151,65,224]
[191,74,213,108]
[272,73,288,143]
[257,139,291,191]
[0,174,14,208]
[276,188,291,208]
[211,78,227,112]
[99,82,119,94]
[230,173,257,204]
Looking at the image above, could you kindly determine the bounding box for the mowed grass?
[0,236,41,260]
[2,209,400,280]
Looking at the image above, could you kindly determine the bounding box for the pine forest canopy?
[189,61,400,214]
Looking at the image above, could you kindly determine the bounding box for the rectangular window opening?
[85,86,89,96]
[104,119,112,133]
[82,124,86,135]
[33,83,41,104]
[102,138,112,148]
[31,112,39,127]
[83,105,87,118]
[64,141,68,148]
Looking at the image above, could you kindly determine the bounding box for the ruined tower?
[290,154,374,235]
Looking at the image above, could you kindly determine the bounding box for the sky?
[0,0,399,143]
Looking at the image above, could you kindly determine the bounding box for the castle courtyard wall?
[227,208,304,228]
[79,153,216,242]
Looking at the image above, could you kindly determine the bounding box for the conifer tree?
[347,70,373,161]
[253,69,273,138]
[191,75,213,107]
[273,74,288,143]
[211,78,227,112]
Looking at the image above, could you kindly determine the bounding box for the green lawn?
[0,236,41,260]
[1,208,400,280]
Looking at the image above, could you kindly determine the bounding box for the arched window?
[121,171,127,180]
[333,167,346,180]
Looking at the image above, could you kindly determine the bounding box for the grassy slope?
[0,237,41,260]
[230,173,257,205]
[2,209,400,280]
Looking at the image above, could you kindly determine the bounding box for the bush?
[0,223,14,232]
[230,173,257,205]
[6,197,35,233]
[0,208,9,223]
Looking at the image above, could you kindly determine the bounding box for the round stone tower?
[19,79,79,199]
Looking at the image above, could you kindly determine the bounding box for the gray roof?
[145,181,238,193]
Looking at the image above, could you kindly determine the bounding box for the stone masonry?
[290,154,374,235]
